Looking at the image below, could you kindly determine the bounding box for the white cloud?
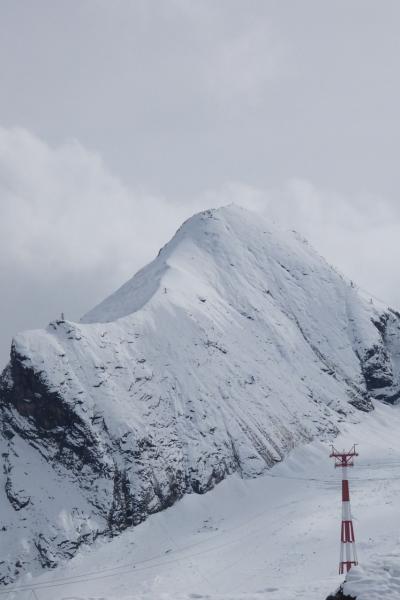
[0,127,178,283]
[0,127,399,368]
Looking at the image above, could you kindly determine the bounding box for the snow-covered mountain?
[1,205,400,585]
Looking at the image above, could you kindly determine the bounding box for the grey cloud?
[1,128,399,369]
[1,1,400,366]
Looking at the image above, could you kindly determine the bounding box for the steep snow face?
[1,205,400,583]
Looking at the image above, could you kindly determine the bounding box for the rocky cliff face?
[1,205,400,584]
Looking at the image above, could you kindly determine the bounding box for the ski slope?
[5,401,400,600]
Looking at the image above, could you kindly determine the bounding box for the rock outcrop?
[326,587,357,600]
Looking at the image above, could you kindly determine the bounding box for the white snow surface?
[344,557,400,600]
[5,402,400,600]
[2,205,400,592]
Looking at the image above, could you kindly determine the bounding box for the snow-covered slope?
[1,205,400,584]
[6,402,400,600]
[341,555,400,600]
[330,535,400,599]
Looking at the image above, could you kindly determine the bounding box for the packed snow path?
[5,402,400,600]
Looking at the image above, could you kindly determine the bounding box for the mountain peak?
[81,204,305,324]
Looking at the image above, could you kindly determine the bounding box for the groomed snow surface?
[4,402,400,600]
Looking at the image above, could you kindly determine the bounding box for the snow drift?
[1,205,400,583]
[329,554,400,600]
[343,555,400,600]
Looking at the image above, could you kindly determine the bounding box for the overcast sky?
[1,0,400,368]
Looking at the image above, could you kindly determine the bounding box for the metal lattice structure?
[330,445,359,575]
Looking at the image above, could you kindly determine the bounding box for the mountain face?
[1,205,400,584]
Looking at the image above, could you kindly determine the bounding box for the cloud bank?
[0,127,399,367]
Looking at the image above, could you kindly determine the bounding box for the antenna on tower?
[330,444,359,575]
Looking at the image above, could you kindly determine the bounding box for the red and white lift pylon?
[330,445,359,575]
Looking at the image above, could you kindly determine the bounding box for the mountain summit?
[1,205,400,583]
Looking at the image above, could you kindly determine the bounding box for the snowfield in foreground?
[5,402,400,600]
[343,556,400,600]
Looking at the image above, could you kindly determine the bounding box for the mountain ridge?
[1,204,400,584]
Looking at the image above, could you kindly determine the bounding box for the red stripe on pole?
[342,480,350,501]
[340,561,358,574]
[341,520,355,542]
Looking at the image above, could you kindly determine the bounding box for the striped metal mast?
[330,445,358,575]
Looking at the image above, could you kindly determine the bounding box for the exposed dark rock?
[371,313,389,336]
[361,344,393,390]
[0,346,223,583]
[326,586,356,599]
[357,311,400,404]
[1,347,109,478]
[34,534,58,569]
